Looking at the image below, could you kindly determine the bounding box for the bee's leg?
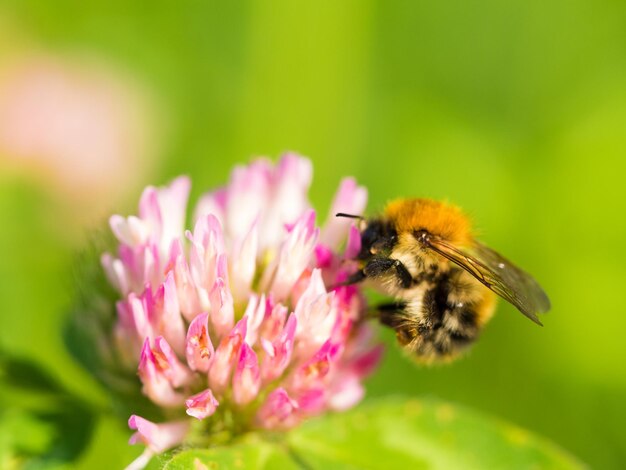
[393,260,413,288]
[338,259,398,287]
[363,257,413,288]
[373,302,407,326]
[340,269,367,286]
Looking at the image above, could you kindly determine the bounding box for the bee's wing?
[425,237,550,325]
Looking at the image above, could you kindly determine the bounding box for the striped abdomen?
[379,267,496,363]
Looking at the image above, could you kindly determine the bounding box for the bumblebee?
[338,199,550,363]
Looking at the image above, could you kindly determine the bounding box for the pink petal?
[294,268,326,313]
[327,374,364,411]
[126,294,154,343]
[185,312,214,373]
[225,159,272,243]
[330,310,355,346]
[258,153,312,250]
[259,302,288,343]
[232,343,261,406]
[109,214,148,247]
[208,262,234,340]
[152,336,195,388]
[193,187,228,228]
[320,177,367,249]
[138,187,161,239]
[314,243,334,269]
[156,176,191,246]
[275,153,313,186]
[288,269,314,308]
[138,339,185,407]
[139,176,191,257]
[345,223,362,260]
[261,314,296,384]
[101,252,129,294]
[293,269,337,356]
[151,272,186,355]
[128,415,189,453]
[229,220,258,302]
[208,316,248,395]
[291,341,341,392]
[187,214,225,297]
[243,294,266,347]
[140,244,161,291]
[113,243,161,295]
[329,284,365,344]
[350,344,385,378]
[296,388,326,415]
[256,388,300,430]
[185,389,219,420]
[170,247,201,322]
[263,210,319,302]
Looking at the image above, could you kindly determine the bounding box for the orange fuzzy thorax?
[384,198,473,247]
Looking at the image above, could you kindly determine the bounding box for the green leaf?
[0,352,97,468]
[0,408,52,468]
[0,350,63,394]
[289,397,584,469]
[30,397,97,465]
[158,397,584,469]
[157,438,300,470]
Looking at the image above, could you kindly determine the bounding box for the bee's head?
[360,220,397,260]
[335,213,398,260]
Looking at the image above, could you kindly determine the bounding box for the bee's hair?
[384,199,473,246]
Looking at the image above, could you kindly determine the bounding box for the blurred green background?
[1,1,625,468]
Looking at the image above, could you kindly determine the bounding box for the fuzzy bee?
[338,199,550,363]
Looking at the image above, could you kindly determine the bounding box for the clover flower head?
[100,154,381,468]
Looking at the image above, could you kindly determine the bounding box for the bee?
[338,199,550,363]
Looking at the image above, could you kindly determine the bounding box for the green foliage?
[154,442,299,470]
[160,398,583,470]
[0,351,97,469]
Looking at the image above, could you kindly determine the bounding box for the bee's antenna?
[335,212,364,220]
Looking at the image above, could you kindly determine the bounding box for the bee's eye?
[413,229,429,244]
